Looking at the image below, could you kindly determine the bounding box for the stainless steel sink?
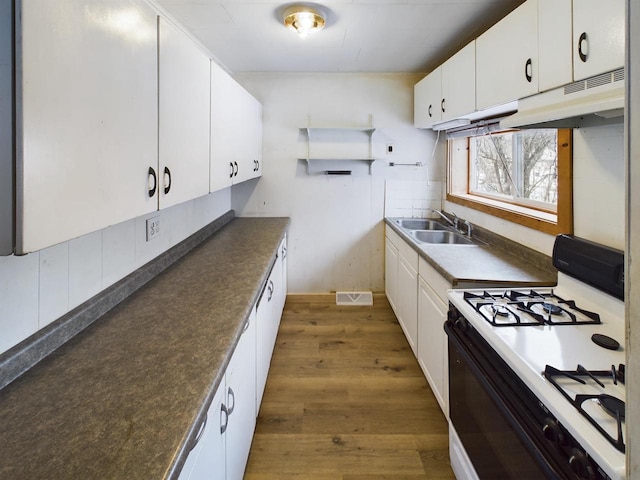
[394,218,450,230]
[411,230,475,245]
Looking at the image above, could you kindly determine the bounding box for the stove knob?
[568,448,595,480]
[542,418,565,445]
[447,307,460,323]
[454,316,469,332]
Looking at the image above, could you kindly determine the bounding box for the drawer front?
[418,257,451,304]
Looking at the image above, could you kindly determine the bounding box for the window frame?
[446,129,573,235]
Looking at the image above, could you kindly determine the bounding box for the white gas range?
[446,235,625,480]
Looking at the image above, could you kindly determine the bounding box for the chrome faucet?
[462,219,473,237]
[431,209,472,237]
[431,209,455,227]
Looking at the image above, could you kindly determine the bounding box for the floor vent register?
[335,291,373,306]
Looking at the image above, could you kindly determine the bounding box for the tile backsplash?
[0,189,231,355]
[384,180,442,218]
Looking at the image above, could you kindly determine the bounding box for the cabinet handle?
[578,32,588,63]
[148,167,157,198]
[256,160,260,171]
[268,280,274,302]
[441,98,445,113]
[220,404,229,434]
[525,58,533,83]
[227,387,235,415]
[282,245,287,259]
[233,161,238,177]
[189,413,208,452]
[163,166,172,194]
[229,162,234,179]
[242,317,250,332]
[428,104,432,118]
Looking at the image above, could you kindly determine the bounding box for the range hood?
[501,68,624,129]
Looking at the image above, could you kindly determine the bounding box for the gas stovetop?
[448,273,626,480]
[462,288,601,326]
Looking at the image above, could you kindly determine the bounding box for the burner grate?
[463,289,601,326]
[544,364,625,453]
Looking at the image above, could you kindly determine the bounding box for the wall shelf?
[299,126,377,175]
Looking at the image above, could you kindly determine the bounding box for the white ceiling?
[155,0,525,74]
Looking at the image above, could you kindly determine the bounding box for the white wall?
[231,73,437,294]
[0,189,231,355]
[444,124,626,255]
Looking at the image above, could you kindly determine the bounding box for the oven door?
[446,318,574,480]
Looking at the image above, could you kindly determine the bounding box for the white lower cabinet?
[385,235,399,313]
[178,381,226,480]
[256,246,285,411]
[385,226,419,356]
[178,307,256,480]
[418,277,448,416]
[179,239,287,479]
[225,309,257,480]
[385,225,451,417]
[417,257,452,416]
[397,252,418,356]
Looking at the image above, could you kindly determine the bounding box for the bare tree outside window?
[470,130,558,210]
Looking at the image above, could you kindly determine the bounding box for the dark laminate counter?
[0,216,289,480]
[385,218,557,287]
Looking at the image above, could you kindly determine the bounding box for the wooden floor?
[244,294,455,479]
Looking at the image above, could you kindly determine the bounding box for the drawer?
[419,257,451,305]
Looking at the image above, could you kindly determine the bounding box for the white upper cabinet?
[17,0,158,254]
[158,18,211,209]
[441,41,476,121]
[210,61,262,192]
[414,67,442,128]
[234,87,262,184]
[572,0,625,82]
[476,0,538,110]
[210,61,235,193]
[537,0,572,92]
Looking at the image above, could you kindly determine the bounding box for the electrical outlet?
[386,144,394,154]
[146,216,160,241]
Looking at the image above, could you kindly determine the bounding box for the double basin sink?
[393,218,483,246]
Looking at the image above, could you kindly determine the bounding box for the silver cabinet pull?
[227,387,235,415]
[190,413,208,452]
[220,404,229,434]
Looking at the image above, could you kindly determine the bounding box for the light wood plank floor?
[244,294,455,479]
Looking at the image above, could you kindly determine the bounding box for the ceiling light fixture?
[283,5,325,38]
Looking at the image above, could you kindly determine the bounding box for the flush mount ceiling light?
[283,5,326,38]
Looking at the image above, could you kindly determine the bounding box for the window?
[447,129,573,235]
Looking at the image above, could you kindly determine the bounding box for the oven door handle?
[445,321,566,478]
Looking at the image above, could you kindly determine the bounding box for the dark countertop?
[0,217,289,480]
[385,218,557,287]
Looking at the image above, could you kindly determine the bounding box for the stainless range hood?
[500,68,624,129]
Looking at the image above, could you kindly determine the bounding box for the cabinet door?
[240,89,263,182]
[179,380,226,480]
[278,235,288,314]
[225,309,257,480]
[210,61,236,192]
[537,0,572,92]
[17,0,158,254]
[158,18,211,209]
[476,0,538,110]
[572,0,625,81]
[385,236,399,313]
[417,277,448,415]
[414,67,442,128]
[441,41,476,121]
[397,254,418,356]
